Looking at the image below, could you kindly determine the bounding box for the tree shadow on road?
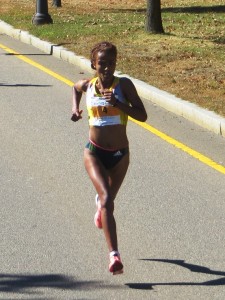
[0,273,121,294]
[126,259,225,290]
[1,43,71,56]
[0,83,52,87]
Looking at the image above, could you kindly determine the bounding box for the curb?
[1,20,225,137]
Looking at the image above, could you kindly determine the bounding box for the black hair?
[90,41,117,70]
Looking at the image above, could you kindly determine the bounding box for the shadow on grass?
[102,5,225,14]
[0,273,121,294]
[162,5,225,13]
[126,259,225,290]
[214,37,225,45]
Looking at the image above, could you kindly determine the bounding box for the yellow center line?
[130,118,225,175]
[1,42,225,175]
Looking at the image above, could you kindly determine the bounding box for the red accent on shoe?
[109,255,123,275]
[94,209,102,229]
[94,194,102,229]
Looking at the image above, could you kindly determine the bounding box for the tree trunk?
[52,0,62,7]
[146,0,164,33]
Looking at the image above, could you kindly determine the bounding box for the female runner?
[71,41,147,275]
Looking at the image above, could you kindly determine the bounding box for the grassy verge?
[1,0,225,116]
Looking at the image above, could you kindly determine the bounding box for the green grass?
[1,0,225,116]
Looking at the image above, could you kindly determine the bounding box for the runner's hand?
[103,90,117,106]
[71,110,83,122]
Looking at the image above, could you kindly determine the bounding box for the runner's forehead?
[96,51,116,61]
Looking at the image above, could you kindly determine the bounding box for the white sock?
[110,250,120,257]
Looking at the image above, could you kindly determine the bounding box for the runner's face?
[93,51,116,82]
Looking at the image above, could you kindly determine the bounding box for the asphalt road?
[0,34,225,300]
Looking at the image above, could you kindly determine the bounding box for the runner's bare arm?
[71,79,89,122]
[117,77,147,122]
